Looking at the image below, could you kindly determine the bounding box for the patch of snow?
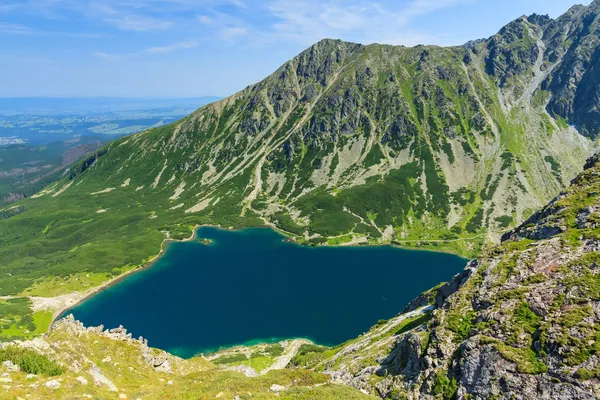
[136,186,144,191]
[120,178,130,188]
[152,161,168,189]
[169,181,186,200]
[90,188,115,195]
[169,203,184,210]
[52,182,73,197]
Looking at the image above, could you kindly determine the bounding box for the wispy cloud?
[8,0,476,45]
[219,27,247,41]
[263,0,476,46]
[404,0,474,17]
[197,15,212,24]
[0,3,20,13]
[0,22,39,35]
[192,7,253,44]
[104,15,173,32]
[0,21,105,38]
[143,40,198,53]
[94,39,198,60]
[93,51,118,61]
[0,53,58,64]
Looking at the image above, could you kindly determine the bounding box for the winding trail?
[316,305,434,371]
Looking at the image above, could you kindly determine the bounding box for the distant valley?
[0,96,220,206]
[0,96,220,145]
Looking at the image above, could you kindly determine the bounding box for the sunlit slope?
[2,2,600,338]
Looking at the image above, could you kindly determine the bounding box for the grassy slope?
[274,154,600,398]
[4,153,600,399]
[0,17,595,340]
[0,140,102,207]
[0,319,374,400]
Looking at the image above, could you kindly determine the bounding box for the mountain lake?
[65,227,468,358]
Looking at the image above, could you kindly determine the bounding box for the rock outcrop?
[310,153,600,399]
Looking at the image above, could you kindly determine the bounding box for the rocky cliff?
[292,152,600,399]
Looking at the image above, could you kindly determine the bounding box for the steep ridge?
[293,152,600,398]
[0,2,600,339]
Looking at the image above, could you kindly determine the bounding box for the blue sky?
[0,0,592,98]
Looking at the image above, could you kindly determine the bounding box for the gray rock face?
[435,262,477,308]
[544,1,600,138]
[142,349,173,374]
[321,152,600,399]
[89,364,118,392]
[380,333,423,379]
[485,17,540,87]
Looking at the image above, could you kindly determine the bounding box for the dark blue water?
[66,227,467,358]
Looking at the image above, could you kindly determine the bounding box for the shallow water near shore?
[66,227,467,358]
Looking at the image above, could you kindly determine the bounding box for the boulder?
[76,376,88,385]
[270,384,287,392]
[2,360,19,372]
[45,379,61,389]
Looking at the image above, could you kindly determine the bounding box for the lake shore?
[43,224,206,327]
[59,226,467,358]
[43,223,468,334]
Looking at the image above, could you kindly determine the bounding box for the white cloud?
[405,0,474,16]
[0,22,38,35]
[197,15,212,24]
[0,3,19,13]
[105,15,173,31]
[219,26,247,41]
[0,53,57,64]
[93,51,119,61]
[93,40,198,60]
[9,0,480,47]
[144,40,198,53]
[264,0,476,46]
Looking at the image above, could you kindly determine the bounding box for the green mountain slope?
[1,2,600,339]
[4,134,600,400]
[0,140,102,207]
[292,152,600,399]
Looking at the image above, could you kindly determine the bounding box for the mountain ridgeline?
[3,2,600,399]
[1,2,600,335]
[39,4,600,250]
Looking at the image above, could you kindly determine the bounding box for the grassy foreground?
[0,317,375,399]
